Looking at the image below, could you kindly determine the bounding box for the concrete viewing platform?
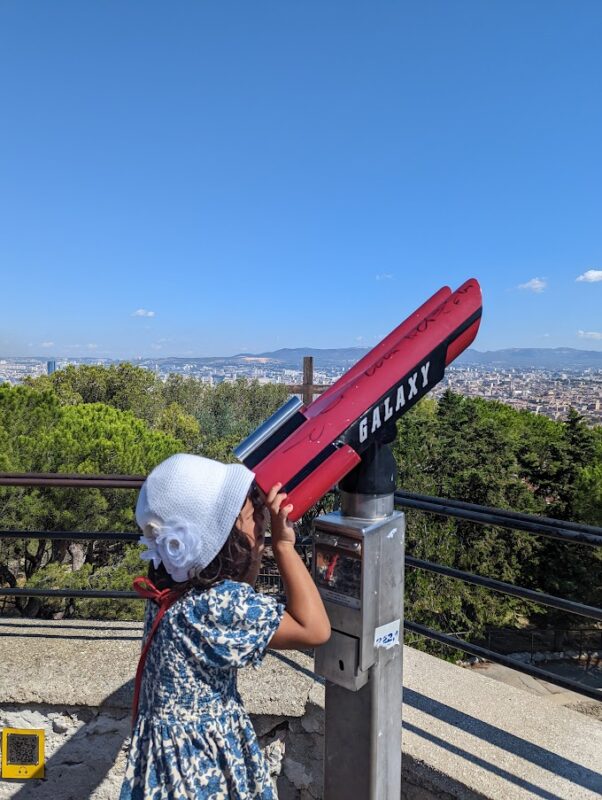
[0,616,600,799]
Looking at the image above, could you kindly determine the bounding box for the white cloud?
[375,273,393,281]
[518,277,546,293]
[576,269,602,283]
[41,341,55,347]
[87,343,98,349]
[132,308,156,317]
[577,330,602,340]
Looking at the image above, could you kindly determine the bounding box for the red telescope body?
[234,279,482,521]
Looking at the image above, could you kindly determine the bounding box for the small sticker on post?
[374,619,401,650]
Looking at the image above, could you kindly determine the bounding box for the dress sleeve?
[186,580,285,669]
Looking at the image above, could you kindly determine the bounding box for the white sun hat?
[135,453,255,582]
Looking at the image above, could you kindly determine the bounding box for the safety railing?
[1,473,601,702]
[394,490,602,702]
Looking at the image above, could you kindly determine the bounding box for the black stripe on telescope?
[282,443,339,495]
[441,307,482,349]
[243,412,307,469]
[343,346,447,453]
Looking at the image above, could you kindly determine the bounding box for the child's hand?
[266,483,296,549]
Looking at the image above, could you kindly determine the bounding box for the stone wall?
[0,704,293,800]
[0,685,440,800]
[0,705,130,800]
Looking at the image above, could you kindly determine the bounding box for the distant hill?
[14,346,602,372]
[133,348,370,370]
[456,347,602,370]
[253,347,368,369]
[217,346,602,370]
[140,346,602,371]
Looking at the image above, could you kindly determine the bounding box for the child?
[119,453,330,800]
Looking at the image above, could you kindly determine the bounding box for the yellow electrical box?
[1,728,45,779]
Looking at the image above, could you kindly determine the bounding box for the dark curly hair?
[147,523,253,593]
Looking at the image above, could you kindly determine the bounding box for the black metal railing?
[1,473,601,701]
[394,490,602,702]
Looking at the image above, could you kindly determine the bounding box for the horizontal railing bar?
[0,588,139,599]
[0,473,144,489]
[0,530,139,541]
[395,489,602,534]
[406,556,602,621]
[8,568,600,624]
[0,472,146,480]
[404,621,602,703]
[488,626,601,635]
[397,490,602,535]
[395,493,602,548]
[0,584,279,599]
[0,621,143,631]
[3,474,600,544]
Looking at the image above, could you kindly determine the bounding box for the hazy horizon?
[5,344,602,363]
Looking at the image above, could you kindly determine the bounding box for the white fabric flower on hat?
[139,521,205,583]
[138,533,162,569]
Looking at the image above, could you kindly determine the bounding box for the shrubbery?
[1,365,600,649]
[26,546,147,620]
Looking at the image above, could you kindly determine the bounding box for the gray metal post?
[313,440,404,800]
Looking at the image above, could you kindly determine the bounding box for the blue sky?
[1,1,601,359]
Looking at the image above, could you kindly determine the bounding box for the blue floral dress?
[119,579,284,800]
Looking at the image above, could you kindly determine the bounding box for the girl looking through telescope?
[119,453,330,800]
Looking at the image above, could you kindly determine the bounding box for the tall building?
[47,360,57,375]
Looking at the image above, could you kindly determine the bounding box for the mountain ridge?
[9,347,602,370]
[141,347,602,370]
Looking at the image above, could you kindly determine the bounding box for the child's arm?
[266,483,331,650]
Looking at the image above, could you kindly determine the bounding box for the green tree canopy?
[3,371,601,639]
[0,385,182,618]
[395,391,602,645]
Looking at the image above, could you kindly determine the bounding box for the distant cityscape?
[431,367,602,424]
[1,349,601,425]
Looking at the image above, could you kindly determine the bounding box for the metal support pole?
[323,573,404,800]
[313,436,404,800]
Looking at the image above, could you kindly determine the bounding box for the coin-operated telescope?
[234,279,482,512]
[235,279,482,800]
